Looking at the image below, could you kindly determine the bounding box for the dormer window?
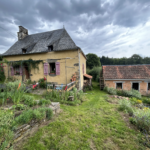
[22,49,27,54]
[48,45,53,51]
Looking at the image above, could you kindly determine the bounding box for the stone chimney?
[17,26,28,40]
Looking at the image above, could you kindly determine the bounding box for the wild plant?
[39,99,51,106]
[0,109,14,150]
[118,99,134,115]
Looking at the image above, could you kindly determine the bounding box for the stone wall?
[105,80,150,96]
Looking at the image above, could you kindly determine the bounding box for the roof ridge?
[28,28,64,36]
[102,64,150,66]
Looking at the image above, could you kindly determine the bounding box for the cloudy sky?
[0,0,150,58]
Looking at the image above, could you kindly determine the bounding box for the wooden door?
[24,67,30,79]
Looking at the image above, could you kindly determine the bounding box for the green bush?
[38,78,46,88]
[43,89,85,106]
[118,99,134,115]
[22,95,37,107]
[0,64,6,83]
[0,109,14,150]
[132,108,150,132]
[104,86,141,99]
[14,107,53,126]
[142,97,150,105]
[39,99,51,105]
[12,104,27,110]
[87,67,101,82]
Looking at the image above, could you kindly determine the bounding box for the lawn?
[20,82,145,150]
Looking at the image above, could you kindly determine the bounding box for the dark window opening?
[22,49,27,54]
[49,63,55,74]
[116,83,122,89]
[132,83,139,90]
[148,83,150,91]
[14,66,20,75]
[48,45,53,51]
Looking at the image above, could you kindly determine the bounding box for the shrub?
[0,109,14,150]
[132,108,150,132]
[104,86,141,99]
[142,97,150,105]
[14,107,53,126]
[22,95,37,107]
[12,104,27,110]
[0,63,6,83]
[87,67,101,82]
[118,99,134,115]
[39,99,51,106]
[38,78,46,88]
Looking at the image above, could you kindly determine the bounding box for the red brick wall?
[105,80,149,96]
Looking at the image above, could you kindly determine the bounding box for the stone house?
[100,65,150,95]
[2,26,91,90]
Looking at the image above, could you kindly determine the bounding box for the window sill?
[49,74,56,76]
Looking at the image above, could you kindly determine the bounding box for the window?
[22,49,27,54]
[132,83,139,90]
[49,63,56,74]
[116,83,122,89]
[48,45,53,51]
[148,83,150,91]
[14,66,20,75]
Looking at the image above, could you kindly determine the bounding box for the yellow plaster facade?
[3,49,86,90]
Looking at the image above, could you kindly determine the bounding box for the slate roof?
[3,28,79,56]
[103,65,150,79]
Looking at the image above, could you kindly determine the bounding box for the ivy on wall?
[12,59,43,73]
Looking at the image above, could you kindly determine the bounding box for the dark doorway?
[24,66,30,79]
[132,83,139,90]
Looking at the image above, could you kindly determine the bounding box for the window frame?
[14,66,20,76]
[116,83,123,90]
[49,62,56,75]
[131,82,141,91]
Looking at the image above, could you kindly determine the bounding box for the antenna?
[63,23,65,29]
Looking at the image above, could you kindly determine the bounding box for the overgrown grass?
[21,82,145,150]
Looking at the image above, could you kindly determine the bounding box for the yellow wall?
[79,50,86,89]
[3,50,80,85]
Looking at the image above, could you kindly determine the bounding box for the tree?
[86,53,101,69]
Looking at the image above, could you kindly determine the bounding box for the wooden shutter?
[11,66,14,76]
[44,63,48,75]
[56,62,60,75]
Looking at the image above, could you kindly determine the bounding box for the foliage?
[104,87,117,95]
[38,78,46,88]
[118,99,134,115]
[0,63,6,83]
[0,109,14,150]
[39,99,51,106]
[87,67,101,82]
[22,95,37,107]
[142,97,150,105]
[131,109,150,132]
[12,104,27,110]
[14,107,53,126]
[100,54,148,65]
[83,85,93,92]
[43,88,85,106]
[86,53,101,69]
[104,86,141,99]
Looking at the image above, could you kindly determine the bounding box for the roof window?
[22,49,27,54]
[48,45,53,51]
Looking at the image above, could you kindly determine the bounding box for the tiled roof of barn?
[103,65,150,79]
[3,28,79,56]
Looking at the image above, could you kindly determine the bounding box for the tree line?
[100,54,150,65]
[86,53,150,69]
